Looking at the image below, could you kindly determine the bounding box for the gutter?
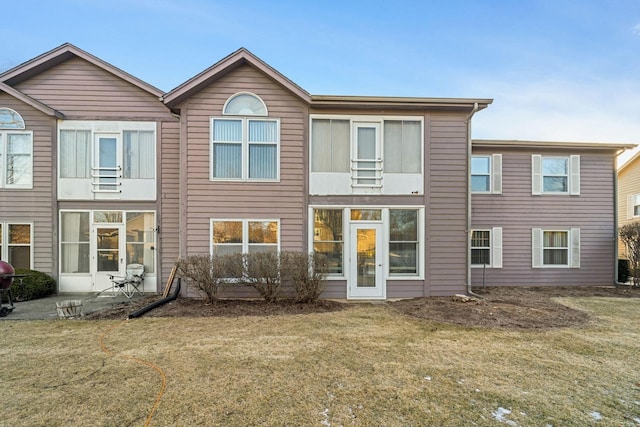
[465,103,482,297]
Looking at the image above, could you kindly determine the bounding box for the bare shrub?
[176,254,227,303]
[282,252,329,303]
[620,221,640,286]
[241,252,282,303]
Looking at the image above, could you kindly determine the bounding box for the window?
[309,116,423,194]
[389,210,419,275]
[313,209,344,275]
[470,228,502,268]
[212,93,278,181]
[627,194,640,218]
[0,108,33,189]
[211,219,279,255]
[60,212,90,273]
[0,223,32,269]
[384,121,421,173]
[60,130,91,178]
[311,119,350,173]
[532,155,580,195]
[126,212,156,273]
[123,131,155,179]
[471,154,502,194]
[532,228,580,268]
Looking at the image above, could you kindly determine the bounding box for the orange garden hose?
[99,321,167,427]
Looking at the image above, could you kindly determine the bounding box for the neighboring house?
[0,43,635,299]
[617,150,640,260]
[472,140,634,288]
[0,44,179,293]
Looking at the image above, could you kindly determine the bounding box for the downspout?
[466,102,482,297]
[613,150,625,286]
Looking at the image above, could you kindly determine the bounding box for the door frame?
[91,223,125,292]
[348,222,385,299]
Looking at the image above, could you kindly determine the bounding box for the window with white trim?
[471,228,502,268]
[211,93,278,181]
[211,219,279,256]
[0,222,32,269]
[532,155,580,195]
[389,209,419,275]
[471,154,502,194]
[627,194,640,218]
[532,228,580,268]
[313,209,344,275]
[0,108,32,189]
[310,116,423,195]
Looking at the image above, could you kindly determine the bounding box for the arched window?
[0,108,25,129]
[223,92,268,116]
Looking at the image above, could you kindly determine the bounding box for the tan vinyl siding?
[159,120,181,289]
[472,148,617,286]
[14,57,169,119]
[617,157,640,258]
[179,64,307,256]
[0,95,55,276]
[427,113,469,296]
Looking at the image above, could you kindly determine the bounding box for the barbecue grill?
[0,261,22,317]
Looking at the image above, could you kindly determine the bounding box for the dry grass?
[2,297,640,426]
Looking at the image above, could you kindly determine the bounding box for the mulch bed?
[84,285,640,329]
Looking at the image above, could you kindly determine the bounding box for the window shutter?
[492,154,502,194]
[532,228,542,268]
[492,227,503,268]
[532,155,542,195]
[628,194,635,219]
[570,228,580,268]
[570,155,580,195]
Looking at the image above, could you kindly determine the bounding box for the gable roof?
[618,150,640,174]
[0,82,64,118]
[0,43,163,98]
[163,48,311,108]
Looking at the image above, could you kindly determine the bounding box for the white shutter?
[532,155,542,195]
[628,194,636,219]
[570,228,580,268]
[492,227,503,268]
[570,155,580,195]
[532,228,542,268]
[492,154,502,194]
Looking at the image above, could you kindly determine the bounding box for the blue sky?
[2,0,640,162]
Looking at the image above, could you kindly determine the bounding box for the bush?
[239,252,283,303]
[9,269,56,301]
[282,252,328,303]
[618,259,630,284]
[619,222,640,287]
[176,254,230,304]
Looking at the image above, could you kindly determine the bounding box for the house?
[0,43,634,299]
[0,44,179,293]
[471,140,633,288]
[617,150,640,260]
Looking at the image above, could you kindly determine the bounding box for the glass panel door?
[95,134,119,191]
[93,225,124,291]
[353,123,380,186]
[349,223,384,298]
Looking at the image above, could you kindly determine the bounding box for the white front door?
[92,224,124,291]
[349,223,384,299]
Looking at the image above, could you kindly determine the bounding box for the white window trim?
[57,120,157,181]
[532,154,580,195]
[209,117,281,182]
[309,114,425,195]
[210,218,281,255]
[308,206,425,281]
[470,227,502,268]
[532,227,580,268]
[627,194,640,219]
[0,222,34,269]
[471,154,502,194]
[0,130,34,189]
